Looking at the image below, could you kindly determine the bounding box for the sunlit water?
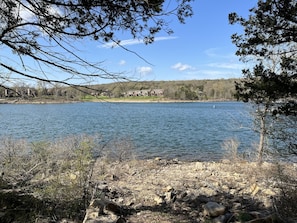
[0,101,258,161]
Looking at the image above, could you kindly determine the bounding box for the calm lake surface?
[0,102,257,161]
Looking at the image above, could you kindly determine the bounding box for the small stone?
[172,158,179,163]
[154,195,164,205]
[116,217,126,223]
[69,173,77,180]
[262,188,276,196]
[165,185,173,192]
[164,191,176,203]
[263,197,273,207]
[229,189,237,195]
[104,174,119,181]
[212,214,226,223]
[250,183,260,196]
[203,201,226,217]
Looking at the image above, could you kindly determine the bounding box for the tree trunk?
[258,110,267,164]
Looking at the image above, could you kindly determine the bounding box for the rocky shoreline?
[80,158,296,223]
[1,157,296,222]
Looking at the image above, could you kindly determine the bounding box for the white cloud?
[19,6,34,21]
[137,66,153,76]
[171,62,194,71]
[204,48,238,60]
[100,36,178,48]
[204,48,220,57]
[18,3,61,22]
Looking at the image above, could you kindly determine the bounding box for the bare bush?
[0,135,103,204]
[0,137,34,186]
[102,137,136,163]
[221,138,241,161]
[273,164,297,222]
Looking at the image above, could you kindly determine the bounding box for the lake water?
[0,101,258,161]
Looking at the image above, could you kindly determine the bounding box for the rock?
[69,173,77,180]
[164,190,176,203]
[195,162,205,170]
[200,187,217,196]
[164,185,173,192]
[96,182,109,192]
[262,188,276,196]
[104,174,119,181]
[171,158,179,164]
[116,217,126,223]
[154,195,164,205]
[250,183,260,196]
[203,201,226,217]
[262,197,273,208]
[212,214,226,223]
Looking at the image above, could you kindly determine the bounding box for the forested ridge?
[0,78,238,101]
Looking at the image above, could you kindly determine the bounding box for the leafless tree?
[0,0,193,91]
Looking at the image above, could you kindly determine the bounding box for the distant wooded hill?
[0,79,240,101]
[92,78,239,100]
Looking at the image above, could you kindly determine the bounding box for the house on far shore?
[125,89,164,97]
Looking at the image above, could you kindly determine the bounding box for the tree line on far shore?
[0,78,238,101]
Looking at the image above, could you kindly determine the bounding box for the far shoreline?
[82,97,237,103]
[0,98,237,104]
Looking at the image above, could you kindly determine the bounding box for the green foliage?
[230,0,297,116]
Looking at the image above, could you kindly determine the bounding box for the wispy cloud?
[171,62,194,71]
[100,36,178,48]
[204,48,220,57]
[207,62,243,70]
[203,70,240,79]
[119,60,126,66]
[204,47,237,60]
[137,66,153,77]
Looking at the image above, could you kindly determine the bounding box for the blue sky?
[86,0,258,83]
[3,0,258,86]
